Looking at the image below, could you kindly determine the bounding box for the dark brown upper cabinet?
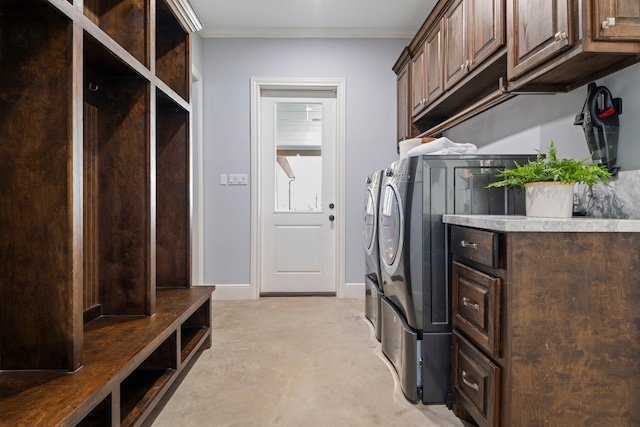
[410,43,427,117]
[506,0,640,92]
[410,19,445,122]
[394,48,412,145]
[469,0,506,70]
[445,0,505,89]
[507,0,573,81]
[594,0,640,42]
[409,0,508,135]
[395,0,640,139]
[444,0,468,89]
[426,20,445,105]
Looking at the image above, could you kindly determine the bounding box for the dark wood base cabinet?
[449,225,640,427]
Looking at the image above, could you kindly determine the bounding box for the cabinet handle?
[462,296,480,311]
[554,31,568,42]
[465,60,471,70]
[602,17,616,29]
[462,370,479,391]
[460,240,477,250]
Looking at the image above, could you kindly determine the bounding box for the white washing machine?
[363,169,383,341]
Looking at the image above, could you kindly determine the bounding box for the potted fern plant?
[487,142,612,217]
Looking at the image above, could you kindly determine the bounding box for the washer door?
[379,184,403,272]
[363,188,377,255]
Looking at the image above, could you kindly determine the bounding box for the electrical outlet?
[228,174,248,185]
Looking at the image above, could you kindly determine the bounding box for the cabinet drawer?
[451,226,499,269]
[453,331,500,427]
[453,261,501,357]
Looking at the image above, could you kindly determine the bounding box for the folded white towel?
[407,137,478,156]
[398,138,422,160]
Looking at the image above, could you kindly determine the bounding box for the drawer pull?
[462,296,480,311]
[462,370,479,391]
[460,240,478,250]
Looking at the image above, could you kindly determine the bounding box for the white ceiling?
[189,0,438,38]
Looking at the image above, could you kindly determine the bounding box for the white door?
[260,93,337,294]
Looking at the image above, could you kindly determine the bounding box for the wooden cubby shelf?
[156,90,190,291]
[155,0,189,101]
[0,287,214,427]
[0,1,204,424]
[0,0,78,373]
[84,0,150,68]
[83,31,153,319]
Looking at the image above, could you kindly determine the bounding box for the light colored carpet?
[149,297,465,427]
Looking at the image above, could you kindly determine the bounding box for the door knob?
[329,215,335,221]
[329,203,335,209]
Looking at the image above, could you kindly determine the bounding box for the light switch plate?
[219,174,228,185]
[228,174,248,185]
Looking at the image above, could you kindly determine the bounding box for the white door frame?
[191,65,204,285]
[250,77,346,299]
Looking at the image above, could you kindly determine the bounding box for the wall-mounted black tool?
[574,82,622,175]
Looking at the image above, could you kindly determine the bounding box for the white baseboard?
[206,284,252,300]
[203,283,365,300]
[343,282,365,299]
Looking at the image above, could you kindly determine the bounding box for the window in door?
[274,102,323,212]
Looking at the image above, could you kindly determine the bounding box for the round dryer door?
[362,189,377,253]
[379,184,402,268]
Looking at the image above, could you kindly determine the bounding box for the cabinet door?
[452,262,502,357]
[411,43,426,117]
[507,0,574,80]
[397,62,411,142]
[468,0,505,68]
[444,0,469,89]
[425,20,445,103]
[595,0,640,41]
[453,331,500,427]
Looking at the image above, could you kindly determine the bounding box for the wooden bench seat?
[0,286,215,427]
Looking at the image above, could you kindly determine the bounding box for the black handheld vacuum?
[574,82,622,175]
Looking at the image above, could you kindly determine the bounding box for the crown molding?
[164,0,204,32]
[198,27,415,39]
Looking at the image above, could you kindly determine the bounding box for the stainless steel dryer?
[363,170,384,341]
[378,154,534,404]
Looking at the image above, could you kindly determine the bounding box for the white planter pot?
[524,182,575,218]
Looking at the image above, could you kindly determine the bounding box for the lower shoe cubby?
[76,394,113,426]
[181,299,211,364]
[120,332,178,426]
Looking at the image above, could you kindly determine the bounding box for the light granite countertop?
[442,215,640,232]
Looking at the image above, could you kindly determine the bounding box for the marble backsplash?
[575,170,640,219]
